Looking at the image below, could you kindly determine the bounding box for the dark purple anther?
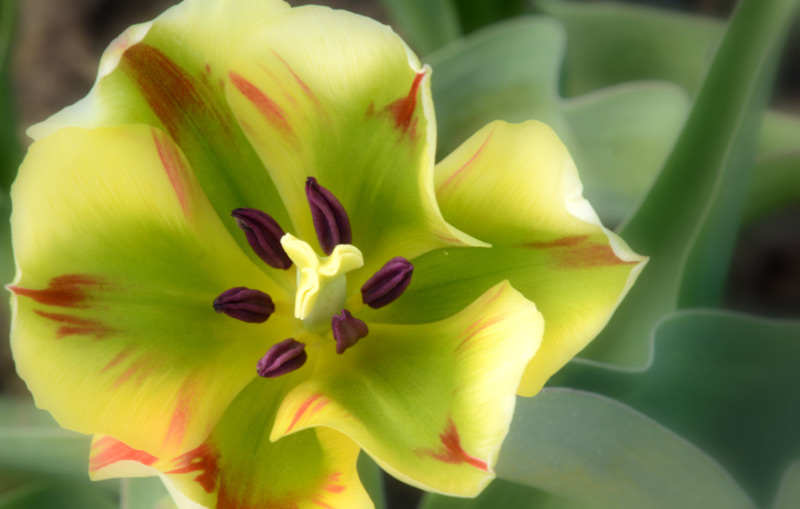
[361,257,413,308]
[231,208,292,269]
[331,309,369,354]
[257,338,307,378]
[213,287,275,323]
[305,176,352,255]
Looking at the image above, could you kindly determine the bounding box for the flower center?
[280,233,363,332]
[215,176,414,378]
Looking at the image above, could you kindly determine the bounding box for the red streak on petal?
[310,398,329,416]
[164,378,199,449]
[166,443,219,493]
[272,50,319,104]
[518,235,636,269]
[519,235,588,249]
[456,316,504,352]
[386,72,424,133]
[217,485,298,509]
[560,243,637,269]
[33,310,113,340]
[90,436,157,472]
[121,44,203,140]
[101,347,134,373]
[430,419,488,471]
[229,71,292,134]
[437,131,494,194]
[286,393,322,433]
[322,484,345,494]
[153,131,191,217]
[113,357,153,388]
[311,498,335,509]
[9,274,102,309]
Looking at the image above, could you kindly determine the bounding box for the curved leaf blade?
[496,389,753,509]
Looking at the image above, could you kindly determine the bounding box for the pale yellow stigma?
[280,233,363,330]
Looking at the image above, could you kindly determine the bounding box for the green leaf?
[537,0,722,98]
[357,452,386,509]
[120,478,174,509]
[773,461,800,509]
[420,479,593,509]
[452,0,527,35]
[496,389,753,509]
[0,398,115,498]
[377,0,461,55]
[583,0,798,366]
[550,310,800,505]
[0,0,18,188]
[745,152,800,226]
[427,16,689,226]
[536,0,800,226]
[0,482,116,509]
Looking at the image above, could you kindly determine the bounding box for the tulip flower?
[9,0,645,507]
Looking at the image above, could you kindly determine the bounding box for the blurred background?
[0,0,798,507]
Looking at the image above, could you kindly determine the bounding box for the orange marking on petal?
[323,484,345,494]
[272,50,319,104]
[311,498,335,509]
[386,71,425,134]
[113,356,151,388]
[456,316,504,352]
[164,377,199,449]
[153,131,191,217]
[518,235,636,269]
[101,346,134,373]
[218,484,298,509]
[33,310,113,340]
[437,130,494,194]
[518,235,588,249]
[310,398,330,416]
[166,443,220,493]
[286,393,322,433]
[229,71,292,134]
[89,436,157,472]
[429,419,488,471]
[9,274,103,309]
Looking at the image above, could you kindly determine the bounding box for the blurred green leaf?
[1,0,18,189]
[495,389,753,509]
[537,0,722,98]
[377,0,461,55]
[537,0,800,226]
[427,16,689,225]
[551,310,800,505]
[583,0,798,366]
[745,152,800,226]
[452,0,527,35]
[421,479,593,509]
[0,398,116,499]
[120,478,174,509]
[0,482,116,509]
[357,452,386,509]
[773,461,800,509]
[0,398,59,428]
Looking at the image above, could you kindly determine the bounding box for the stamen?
[361,257,413,308]
[305,177,351,255]
[232,208,292,269]
[331,309,369,354]
[257,338,307,378]
[213,287,275,323]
